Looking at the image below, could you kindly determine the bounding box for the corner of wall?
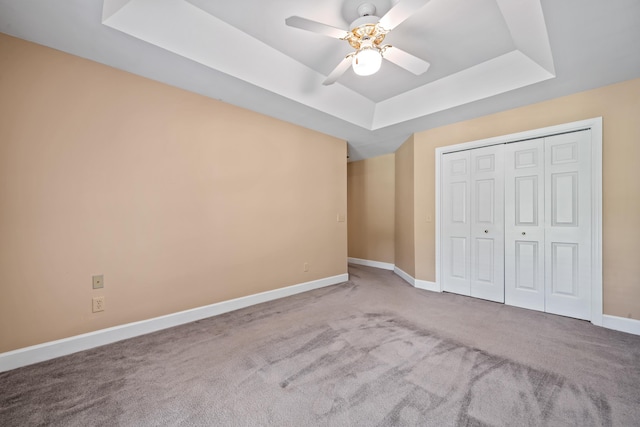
[394,135,415,277]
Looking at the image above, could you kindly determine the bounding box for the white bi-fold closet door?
[505,130,592,320]
[442,130,592,320]
[442,144,504,303]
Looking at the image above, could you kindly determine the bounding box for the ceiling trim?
[103,0,555,132]
[373,50,554,129]
[103,0,375,128]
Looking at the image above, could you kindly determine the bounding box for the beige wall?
[412,78,640,319]
[0,34,347,353]
[394,136,415,276]
[348,78,640,318]
[347,154,395,263]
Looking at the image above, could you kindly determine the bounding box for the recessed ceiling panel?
[103,0,555,131]
[341,0,518,101]
[187,0,517,102]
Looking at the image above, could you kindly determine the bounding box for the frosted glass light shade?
[352,47,382,76]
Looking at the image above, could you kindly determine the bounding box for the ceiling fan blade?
[383,46,430,75]
[378,0,430,31]
[323,56,353,85]
[285,16,350,39]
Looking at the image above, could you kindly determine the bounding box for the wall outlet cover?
[92,275,104,289]
[92,296,105,313]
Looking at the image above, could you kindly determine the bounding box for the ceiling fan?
[285,0,431,85]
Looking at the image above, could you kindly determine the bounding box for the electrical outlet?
[92,296,105,313]
[304,262,309,272]
[92,274,104,289]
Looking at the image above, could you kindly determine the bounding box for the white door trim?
[435,117,603,326]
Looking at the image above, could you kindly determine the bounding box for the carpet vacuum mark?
[234,311,611,426]
[0,269,634,426]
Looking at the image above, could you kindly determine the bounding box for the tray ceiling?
[1,0,639,160]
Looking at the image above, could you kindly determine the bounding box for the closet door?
[544,130,592,320]
[504,139,545,311]
[470,145,504,302]
[442,150,471,296]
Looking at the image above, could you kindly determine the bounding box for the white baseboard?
[602,314,640,336]
[350,260,439,293]
[0,273,349,373]
[348,257,394,271]
[394,267,441,293]
[415,279,440,292]
[393,266,415,286]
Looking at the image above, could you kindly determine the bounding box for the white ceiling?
[1,0,639,161]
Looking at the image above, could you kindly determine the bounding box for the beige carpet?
[1,264,639,426]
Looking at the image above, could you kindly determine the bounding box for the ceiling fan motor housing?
[356,3,377,17]
[349,4,386,77]
[347,15,387,50]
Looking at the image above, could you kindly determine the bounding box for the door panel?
[450,237,467,279]
[442,151,471,296]
[505,139,545,311]
[550,243,578,296]
[475,238,494,282]
[544,130,592,320]
[451,182,467,223]
[515,241,538,290]
[476,179,495,223]
[551,172,578,226]
[515,176,538,226]
[470,145,504,302]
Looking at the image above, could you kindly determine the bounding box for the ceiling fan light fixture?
[352,41,382,76]
[285,0,432,84]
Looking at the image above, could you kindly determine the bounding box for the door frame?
[435,117,603,326]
